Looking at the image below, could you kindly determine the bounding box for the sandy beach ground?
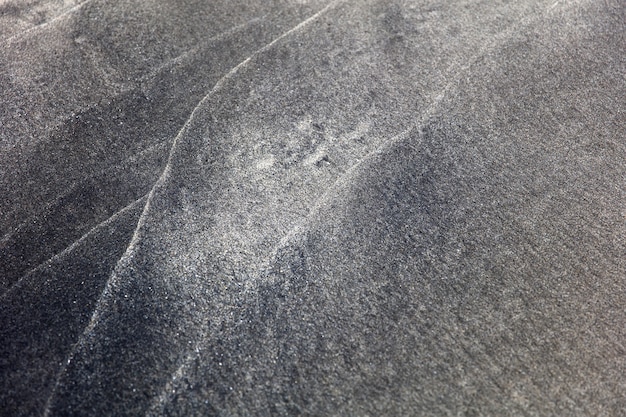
[1,1,624,415]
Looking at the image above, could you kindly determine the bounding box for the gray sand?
[1,0,625,415]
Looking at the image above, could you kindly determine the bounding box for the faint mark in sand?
[296,115,314,134]
[256,154,276,170]
[340,119,371,143]
[303,146,330,167]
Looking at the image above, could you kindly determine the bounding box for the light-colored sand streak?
[0,193,147,304]
[35,194,146,417]
[2,0,93,46]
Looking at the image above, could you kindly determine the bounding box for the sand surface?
[1,0,625,415]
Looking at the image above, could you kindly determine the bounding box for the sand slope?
[1,0,625,415]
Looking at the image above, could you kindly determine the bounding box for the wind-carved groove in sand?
[42,3,340,416]
[148,1,578,412]
[0,195,149,304]
[37,195,147,417]
[2,0,94,46]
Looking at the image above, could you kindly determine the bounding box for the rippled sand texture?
[1,0,625,416]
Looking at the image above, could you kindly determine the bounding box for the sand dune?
[1,0,624,415]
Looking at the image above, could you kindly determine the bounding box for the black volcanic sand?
[1,1,625,416]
